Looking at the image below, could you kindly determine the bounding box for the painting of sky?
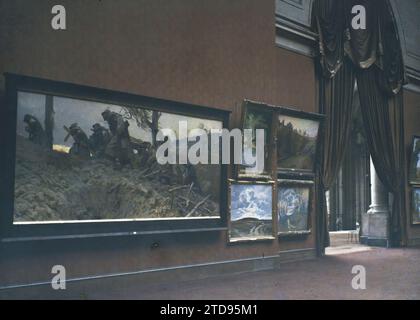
[231,184,272,221]
[16,91,222,148]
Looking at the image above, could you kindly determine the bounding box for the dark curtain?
[344,0,380,69]
[345,0,407,246]
[375,0,406,95]
[316,59,355,255]
[314,0,407,254]
[357,66,407,246]
[315,0,347,78]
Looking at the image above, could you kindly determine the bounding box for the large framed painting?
[13,91,224,223]
[228,180,275,243]
[276,108,323,175]
[409,136,420,185]
[1,74,231,239]
[277,179,313,236]
[411,187,420,225]
[237,100,275,179]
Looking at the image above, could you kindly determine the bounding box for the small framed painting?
[276,107,323,175]
[237,100,275,179]
[228,180,275,243]
[411,187,420,225]
[277,179,313,236]
[409,136,420,185]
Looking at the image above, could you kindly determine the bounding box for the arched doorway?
[313,0,407,253]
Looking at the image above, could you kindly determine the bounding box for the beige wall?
[0,0,317,286]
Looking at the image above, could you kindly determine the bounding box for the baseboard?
[360,236,389,247]
[0,248,316,299]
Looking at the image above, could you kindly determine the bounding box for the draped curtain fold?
[314,0,407,255]
[316,60,355,255]
[357,66,406,246]
[344,0,380,69]
[314,0,347,78]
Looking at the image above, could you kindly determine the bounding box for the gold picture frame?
[277,179,313,237]
[228,180,276,243]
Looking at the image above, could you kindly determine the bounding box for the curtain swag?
[315,0,405,94]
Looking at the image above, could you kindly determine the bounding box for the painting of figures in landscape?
[277,114,320,172]
[278,182,311,234]
[239,103,272,177]
[229,183,273,241]
[409,137,420,184]
[412,188,420,225]
[14,91,222,222]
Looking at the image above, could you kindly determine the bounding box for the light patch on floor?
[325,244,373,256]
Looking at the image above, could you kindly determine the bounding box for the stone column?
[361,158,390,247]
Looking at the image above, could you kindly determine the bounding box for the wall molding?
[389,1,420,81]
[275,18,317,58]
[404,82,420,95]
[275,0,317,58]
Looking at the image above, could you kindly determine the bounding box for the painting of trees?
[120,106,161,147]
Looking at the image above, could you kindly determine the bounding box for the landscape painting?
[412,188,420,225]
[229,182,274,242]
[14,91,223,223]
[409,136,420,184]
[277,112,321,173]
[277,181,312,234]
[239,101,273,177]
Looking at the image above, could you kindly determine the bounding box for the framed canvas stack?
[228,100,323,243]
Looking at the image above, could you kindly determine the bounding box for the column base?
[360,236,389,248]
[364,159,391,248]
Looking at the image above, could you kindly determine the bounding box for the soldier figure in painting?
[101,109,132,168]
[23,114,46,146]
[88,123,111,159]
[64,123,91,159]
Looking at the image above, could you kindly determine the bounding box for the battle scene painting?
[277,181,312,234]
[14,91,222,222]
[277,114,320,172]
[229,183,274,241]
